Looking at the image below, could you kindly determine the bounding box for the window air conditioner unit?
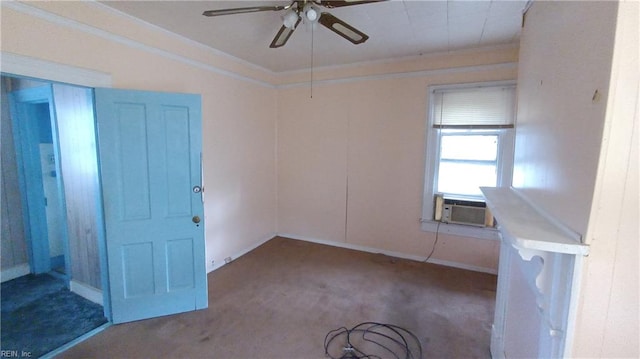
[434,194,494,227]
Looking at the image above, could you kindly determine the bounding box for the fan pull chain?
[310,21,314,99]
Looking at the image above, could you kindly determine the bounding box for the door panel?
[94,88,207,324]
[115,105,151,220]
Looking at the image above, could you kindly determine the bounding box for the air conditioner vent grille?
[434,194,494,227]
[451,205,486,226]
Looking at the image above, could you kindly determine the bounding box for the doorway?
[2,52,207,336]
[0,74,108,356]
[7,80,69,278]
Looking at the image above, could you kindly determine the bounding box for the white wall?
[514,1,639,356]
[512,1,617,236]
[1,1,278,272]
[574,1,639,356]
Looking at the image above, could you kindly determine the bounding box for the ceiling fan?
[202,0,383,48]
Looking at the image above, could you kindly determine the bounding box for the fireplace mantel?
[481,187,589,358]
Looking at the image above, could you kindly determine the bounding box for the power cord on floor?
[324,322,422,359]
[424,221,440,263]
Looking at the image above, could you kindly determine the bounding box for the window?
[421,82,516,235]
[437,130,500,197]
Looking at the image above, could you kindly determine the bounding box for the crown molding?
[276,61,518,89]
[2,1,519,90]
[1,1,275,89]
[87,1,278,79]
[279,42,520,77]
[1,52,112,88]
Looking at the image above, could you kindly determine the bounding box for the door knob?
[192,215,201,224]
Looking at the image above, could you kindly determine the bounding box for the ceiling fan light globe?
[303,4,319,22]
[283,9,299,29]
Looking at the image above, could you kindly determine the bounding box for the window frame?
[421,81,516,239]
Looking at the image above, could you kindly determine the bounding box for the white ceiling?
[99,0,527,73]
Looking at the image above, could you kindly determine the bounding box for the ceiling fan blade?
[317,0,385,9]
[203,5,287,17]
[269,19,301,48]
[318,12,369,45]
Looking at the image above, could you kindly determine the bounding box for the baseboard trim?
[1,263,30,283]
[70,280,103,305]
[207,232,277,273]
[426,257,498,275]
[491,324,506,359]
[278,233,498,275]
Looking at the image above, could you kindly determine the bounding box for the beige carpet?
[59,236,497,358]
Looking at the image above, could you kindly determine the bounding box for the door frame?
[9,85,71,278]
[2,51,113,319]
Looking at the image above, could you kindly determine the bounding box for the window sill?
[420,220,500,241]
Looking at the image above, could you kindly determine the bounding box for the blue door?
[94,88,207,323]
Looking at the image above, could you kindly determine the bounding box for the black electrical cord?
[324,322,423,359]
[424,221,440,263]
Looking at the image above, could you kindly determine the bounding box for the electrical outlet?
[211,260,215,266]
[224,257,232,264]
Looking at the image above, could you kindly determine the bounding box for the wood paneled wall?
[53,84,102,289]
[1,78,29,270]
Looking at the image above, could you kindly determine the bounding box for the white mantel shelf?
[480,187,590,256]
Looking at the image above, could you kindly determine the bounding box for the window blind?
[432,85,516,129]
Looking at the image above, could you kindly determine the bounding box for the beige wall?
[1,1,517,275]
[515,1,638,356]
[1,2,278,272]
[278,47,518,271]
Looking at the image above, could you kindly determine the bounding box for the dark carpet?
[59,237,497,358]
[1,274,107,358]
